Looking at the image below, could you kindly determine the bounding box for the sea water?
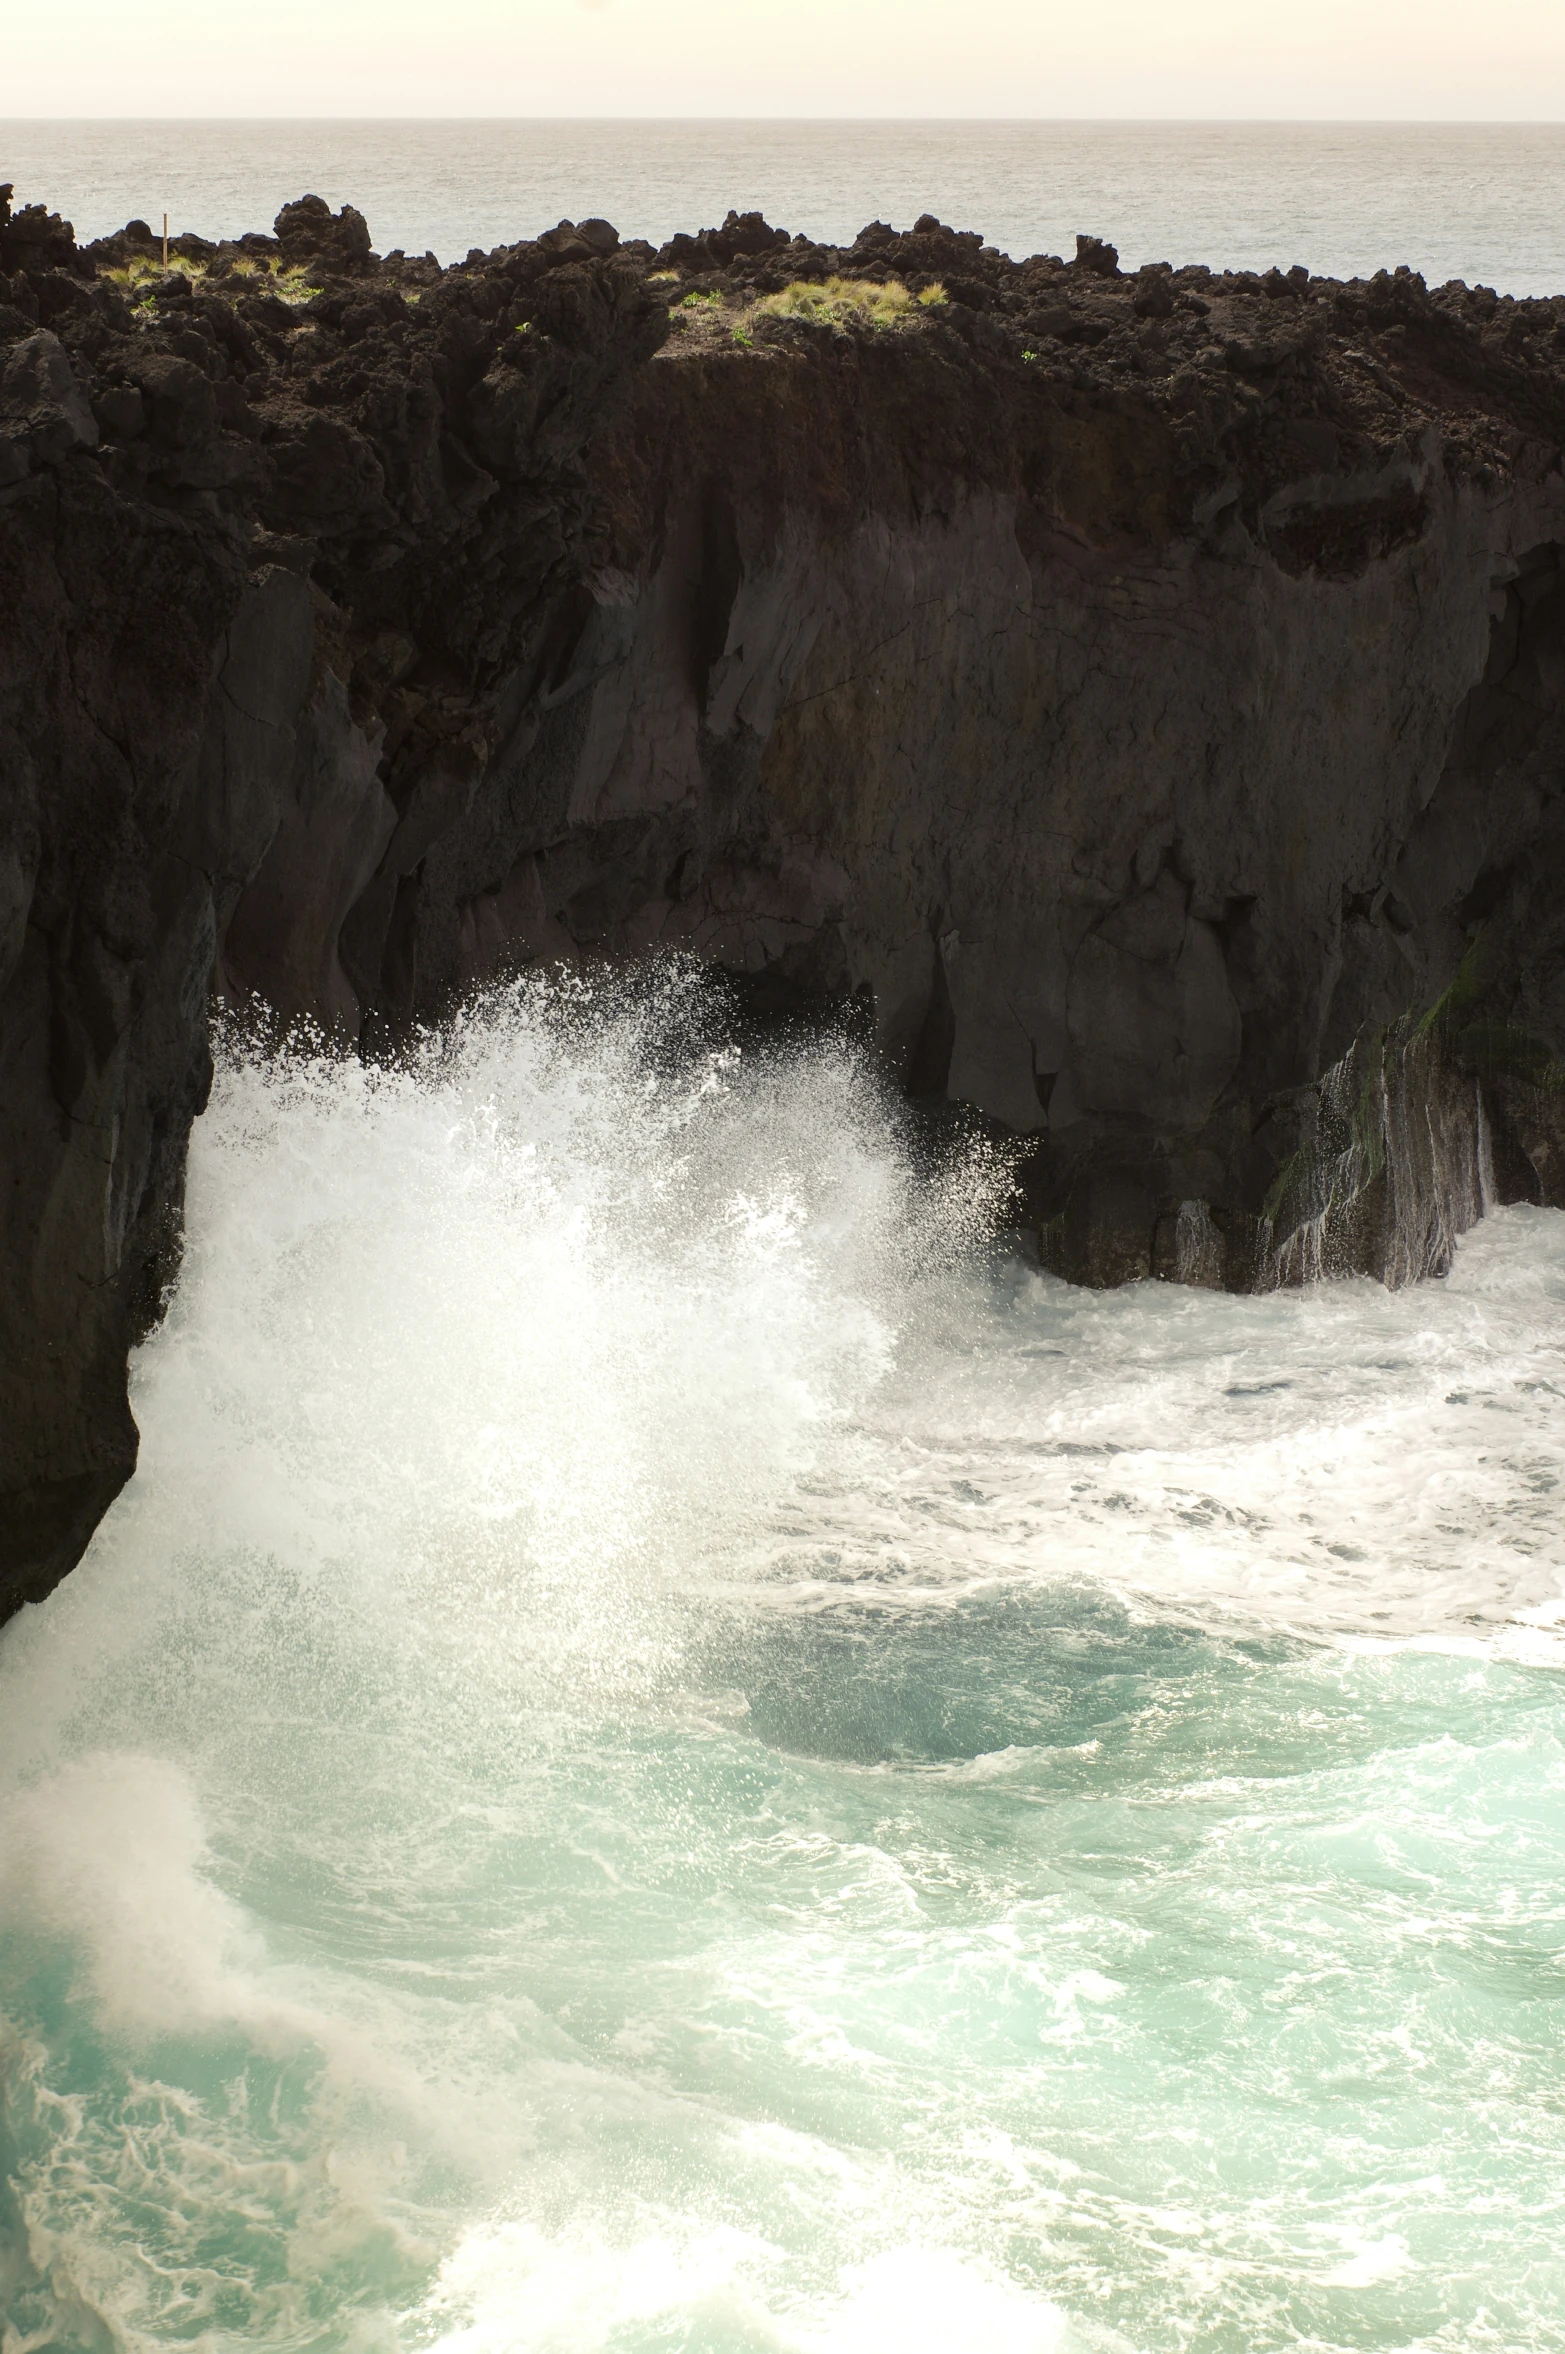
[2,972,1562,2354]
[4,119,1565,293]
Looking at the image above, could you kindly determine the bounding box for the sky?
[6,0,1565,119]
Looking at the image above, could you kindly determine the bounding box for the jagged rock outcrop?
[0,181,667,1616]
[3,179,1564,1618]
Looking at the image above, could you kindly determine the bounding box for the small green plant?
[679,289,724,310]
[732,325,753,348]
[272,265,323,304]
[755,276,945,331]
[514,319,533,334]
[105,252,206,291]
[103,248,326,304]
[1022,348,1040,362]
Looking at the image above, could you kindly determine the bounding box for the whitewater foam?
[2,971,1562,2353]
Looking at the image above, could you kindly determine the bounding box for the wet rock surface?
[3,178,1565,1615]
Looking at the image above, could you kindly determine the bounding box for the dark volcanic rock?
[3,189,1565,1620]
[274,193,373,276]
[0,183,90,279]
[1073,233,1120,277]
[0,188,668,1622]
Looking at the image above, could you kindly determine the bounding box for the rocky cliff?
[3,181,1564,1620]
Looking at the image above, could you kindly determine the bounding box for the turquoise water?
[2,977,1564,2353]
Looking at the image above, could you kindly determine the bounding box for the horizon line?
[5,112,1565,127]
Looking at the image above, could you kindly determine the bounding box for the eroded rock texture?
[3,187,1564,1616]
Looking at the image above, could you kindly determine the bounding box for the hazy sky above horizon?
[7,0,1565,120]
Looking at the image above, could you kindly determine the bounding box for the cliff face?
[3,185,1564,1619]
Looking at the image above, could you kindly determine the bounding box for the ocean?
[1,977,1562,2354]
[3,117,1565,292]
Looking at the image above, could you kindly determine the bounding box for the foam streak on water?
[1,973,1563,2354]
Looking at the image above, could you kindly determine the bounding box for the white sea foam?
[0,1755,269,2045]
[1,970,1562,2354]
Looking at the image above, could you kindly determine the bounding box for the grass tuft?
[755,276,946,330]
[102,250,322,304]
[104,253,204,291]
[272,265,323,303]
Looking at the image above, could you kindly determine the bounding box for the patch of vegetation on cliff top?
[268,265,325,303]
[659,272,950,355]
[756,276,947,328]
[104,251,322,305]
[103,253,205,291]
